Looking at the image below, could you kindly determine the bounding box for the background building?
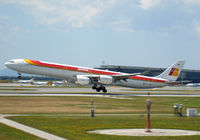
[98,65,200,83]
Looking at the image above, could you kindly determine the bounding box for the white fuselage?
[5,59,168,88]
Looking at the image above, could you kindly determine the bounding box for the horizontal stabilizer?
[167,80,191,85]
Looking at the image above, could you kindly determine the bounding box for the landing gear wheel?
[103,89,107,93]
[18,72,22,79]
[93,85,107,93]
[92,85,97,90]
[96,88,101,92]
[101,86,106,90]
[18,76,22,79]
[100,86,107,93]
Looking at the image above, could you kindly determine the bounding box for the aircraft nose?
[4,61,10,67]
[4,60,14,68]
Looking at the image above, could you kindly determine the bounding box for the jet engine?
[76,75,90,85]
[99,75,113,84]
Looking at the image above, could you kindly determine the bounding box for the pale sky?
[1,0,200,70]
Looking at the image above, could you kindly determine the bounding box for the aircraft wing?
[86,69,150,82]
[78,70,150,84]
[111,73,141,80]
[110,69,151,81]
[85,73,141,82]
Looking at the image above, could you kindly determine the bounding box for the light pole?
[90,99,95,118]
[145,99,152,132]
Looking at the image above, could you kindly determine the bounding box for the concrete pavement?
[0,115,66,140]
[89,128,200,136]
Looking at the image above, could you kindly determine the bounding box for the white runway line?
[1,93,200,97]
[0,116,66,140]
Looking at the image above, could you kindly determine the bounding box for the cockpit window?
[9,61,14,63]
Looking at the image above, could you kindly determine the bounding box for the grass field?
[8,115,200,140]
[0,96,199,114]
[0,95,199,139]
[0,122,41,140]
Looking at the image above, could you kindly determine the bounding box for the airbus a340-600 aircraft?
[5,59,185,93]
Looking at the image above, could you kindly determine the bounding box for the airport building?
[98,65,200,83]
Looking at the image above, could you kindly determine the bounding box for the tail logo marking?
[169,68,179,77]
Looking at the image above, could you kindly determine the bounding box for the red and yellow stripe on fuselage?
[24,59,167,84]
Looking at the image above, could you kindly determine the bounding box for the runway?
[1,83,200,97]
[0,93,200,97]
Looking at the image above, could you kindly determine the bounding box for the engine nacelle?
[99,75,113,85]
[76,75,90,85]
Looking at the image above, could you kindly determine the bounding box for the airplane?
[186,83,200,87]
[14,78,49,86]
[31,80,50,86]
[14,78,34,84]
[5,59,185,93]
[52,80,68,87]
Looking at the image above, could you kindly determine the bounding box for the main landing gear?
[92,84,107,93]
[18,72,22,79]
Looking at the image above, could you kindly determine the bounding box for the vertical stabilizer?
[156,60,185,81]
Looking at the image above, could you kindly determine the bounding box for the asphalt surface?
[1,83,200,97]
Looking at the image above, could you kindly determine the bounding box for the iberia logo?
[169,68,179,77]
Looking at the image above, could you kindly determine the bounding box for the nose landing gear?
[18,72,22,79]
